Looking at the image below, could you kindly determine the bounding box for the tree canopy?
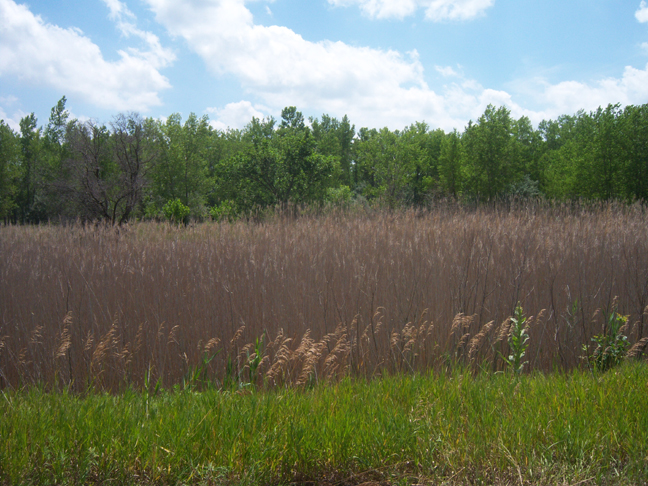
[1,97,647,224]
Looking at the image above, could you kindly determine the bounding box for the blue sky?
[1,0,648,132]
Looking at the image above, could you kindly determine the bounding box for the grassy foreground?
[1,364,647,485]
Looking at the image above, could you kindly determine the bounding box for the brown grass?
[1,203,647,391]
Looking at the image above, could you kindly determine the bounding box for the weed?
[589,302,630,372]
[500,303,530,375]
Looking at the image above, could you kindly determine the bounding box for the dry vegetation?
[1,203,648,391]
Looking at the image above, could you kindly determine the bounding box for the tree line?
[1,97,647,224]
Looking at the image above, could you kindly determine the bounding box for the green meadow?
[2,364,647,485]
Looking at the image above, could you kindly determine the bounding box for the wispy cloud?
[327,0,494,21]
[100,0,175,68]
[435,65,459,77]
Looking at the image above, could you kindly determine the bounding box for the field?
[1,364,647,485]
[1,203,648,484]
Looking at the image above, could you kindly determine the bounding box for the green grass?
[1,363,647,485]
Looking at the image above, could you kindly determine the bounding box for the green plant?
[183,351,219,391]
[162,198,190,224]
[325,185,352,208]
[246,333,265,387]
[210,200,238,222]
[589,304,629,372]
[501,303,530,375]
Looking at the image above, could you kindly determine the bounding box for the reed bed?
[1,203,648,391]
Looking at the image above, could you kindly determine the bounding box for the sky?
[1,0,648,133]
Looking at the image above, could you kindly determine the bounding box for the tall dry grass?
[1,203,647,391]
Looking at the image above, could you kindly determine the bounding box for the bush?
[162,198,190,224]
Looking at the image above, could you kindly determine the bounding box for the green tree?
[405,123,444,205]
[41,96,73,220]
[149,113,211,218]
[0,121,21,222]
[17,113,46,222]
[438,129,464,198]
[590,104,623,199]
[229,107,334,211]
[353,127,422,208]
[619,104,648,201]
[538,113,580,199]
[208,128,248,210]
[310,113,355,188]
[463,105,515,199]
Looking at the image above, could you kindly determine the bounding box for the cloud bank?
[0,0,173,112]
[143,0,648,129]
[2,0,647,130]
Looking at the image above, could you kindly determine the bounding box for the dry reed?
[1,203,647,391]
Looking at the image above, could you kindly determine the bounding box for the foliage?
[501,303,530,375]
[325,184,353,207]
[588,303,630,372]
[162,198,190,224]
[209,199,238,222]
[3,98,648,224]
[0,121,20,221]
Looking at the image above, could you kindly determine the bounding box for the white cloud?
[425,0,494,21]
[541,65,648,115]
[435,65,459,77]
[207,100,269,130]
[144,0,469,129]
[327,0,494,21]
[0,98,26,131]
[636,1,648,23]
[100,0,175,69]
[0,0,172,111]
[143,0,648,131]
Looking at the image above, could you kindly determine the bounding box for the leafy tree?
[539,113,581,199]
[438,129,464,198]
[45,96,70,147]
[208,128,248,210]
[310,113,355,187]
[511,116,543,188]
[463,105,515,199]
[17,113,46,222]
[41,96,73,220]
[590,104,623,199]
[149,113,211,217]
[228,107,334,211]
[354,127,422,208]
[0,121,21,222]
[406,123,444,205]
[162,198,190,224]
[619,104,648,201]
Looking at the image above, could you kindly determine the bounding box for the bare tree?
[64,113,158,225]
